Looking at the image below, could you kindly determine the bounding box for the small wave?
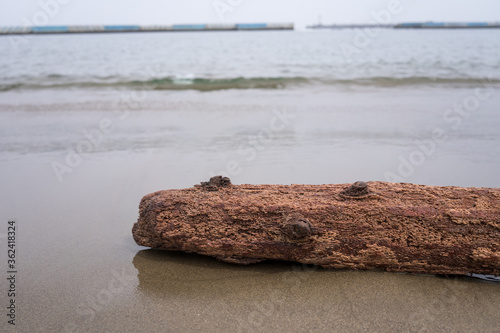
[133,76,308,90]
[0,75,498,92]
[0,76,308,92]
[0,83,23,92]
[319,76,500,87]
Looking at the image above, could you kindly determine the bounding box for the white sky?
[1,0,499,30]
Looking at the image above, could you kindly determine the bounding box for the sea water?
[0,30,499,187]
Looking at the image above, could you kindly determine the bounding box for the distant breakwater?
[0,23,294,35]
[308,22,500,29]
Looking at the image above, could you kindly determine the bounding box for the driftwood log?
[132,177,500,276]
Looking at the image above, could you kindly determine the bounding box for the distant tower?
[318,15,322,27]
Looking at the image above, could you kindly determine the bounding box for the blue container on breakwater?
[173,24,207,30]
[423,22,446,27]
[466,22,489,27]
[32,26,69,33]
[103,25,140,32]
[236,23,268,30]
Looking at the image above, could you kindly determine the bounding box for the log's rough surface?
[132,178,500,275]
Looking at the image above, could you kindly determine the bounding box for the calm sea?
[1,29,500,91]
[1,30,499,187]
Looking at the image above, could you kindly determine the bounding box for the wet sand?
[131,250,500,332]
[0,153,499,332]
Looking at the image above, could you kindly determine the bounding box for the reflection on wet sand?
[132,249,500,332]
[132,249,310,296]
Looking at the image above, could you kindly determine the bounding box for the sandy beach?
[1,145,499,332]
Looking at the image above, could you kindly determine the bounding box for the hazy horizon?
[1,0,499,30]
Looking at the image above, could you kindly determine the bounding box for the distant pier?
[307,22,500,30]
[0,23,294,35]
[394,22,500,29]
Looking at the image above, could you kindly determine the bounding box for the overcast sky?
[1,0,499,30]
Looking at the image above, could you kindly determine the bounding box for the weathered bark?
[132,178,500,276]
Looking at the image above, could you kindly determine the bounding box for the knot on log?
[340,181,372,199]
[283,217,312,242]
[197,175,231,191]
